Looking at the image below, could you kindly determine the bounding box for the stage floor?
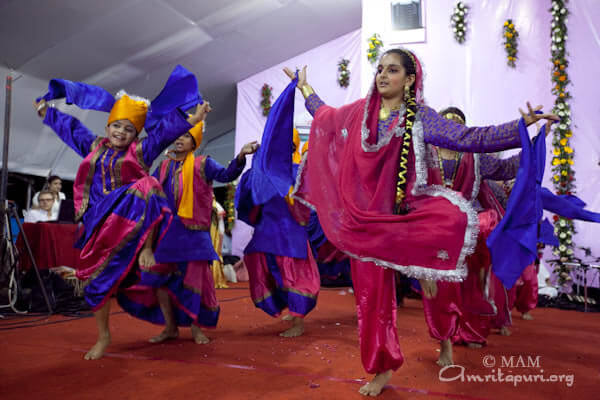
[1,283,597,399]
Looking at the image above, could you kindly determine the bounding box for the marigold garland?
[367,34,383,64]
[260,84,272,116]
[503,19,519,67]
[451,2,468,44]
[337,58,350,88]
[549,0,575,290]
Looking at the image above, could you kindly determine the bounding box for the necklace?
[379,103,403,121]
[437,150,462,188]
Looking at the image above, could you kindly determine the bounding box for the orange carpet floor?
[1,283,598,400]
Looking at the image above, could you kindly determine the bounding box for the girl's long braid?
[391,49,418,215]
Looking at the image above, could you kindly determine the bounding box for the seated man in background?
[24,190,57,223]
[32,175,65,216]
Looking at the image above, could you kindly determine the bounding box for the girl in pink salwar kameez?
[285,49,557,395]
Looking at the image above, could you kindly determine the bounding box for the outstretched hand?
[188,101,212,126]
[283,66,307,88]
[238,141,259,161]
[519,102,559,130]
[33,99,48,118]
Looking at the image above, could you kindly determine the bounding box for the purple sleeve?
[479,153,520,181]
[141,110,193,167]
[204,156,246,183]
[43,107,97,158]
[305,94,326,117]
[420,105,521,153]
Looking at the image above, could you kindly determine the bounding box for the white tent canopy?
[0,0,361,180]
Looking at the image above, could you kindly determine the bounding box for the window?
[386,0,426,44]
[390,0,423,31]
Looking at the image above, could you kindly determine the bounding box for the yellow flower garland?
[503,19,519,68]
[367,34,383,64]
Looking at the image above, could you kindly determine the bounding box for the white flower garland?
[451,2,468,44]
[550,0,575,290]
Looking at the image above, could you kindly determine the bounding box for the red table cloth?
[17,223,81,270]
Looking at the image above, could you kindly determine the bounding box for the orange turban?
[292,128,301,164]
[188,120,204,151]
[107,91,150,133]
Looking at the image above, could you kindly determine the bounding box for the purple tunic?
[43,107,190,207]
[42,106,192,309]
[439,154,520,183]
[153,156,245,263]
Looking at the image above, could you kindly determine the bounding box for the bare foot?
[521,312,534,320]
[282,314,294,321]
[280,316,304,337]
[358,370,393,396]
[419,279,438,299]
[437,339,453,367]
[467,342,483,349]
[138,247,156,269]
[149,328,179,343]
[84,334,111,360]
[191,324,210,344]
[499,326,512,336]
[50,266,76,279]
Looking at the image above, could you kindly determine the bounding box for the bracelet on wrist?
[301,85,314,99]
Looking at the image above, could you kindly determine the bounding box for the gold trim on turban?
[443,112,465,125]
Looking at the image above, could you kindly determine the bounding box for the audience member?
[25,190,58,222]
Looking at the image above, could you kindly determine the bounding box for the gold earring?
[404,85,410,102]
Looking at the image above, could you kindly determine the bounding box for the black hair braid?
[394,86,417,214]
[384,49,418,215]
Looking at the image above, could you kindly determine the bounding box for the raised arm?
[141,102,212,166]
[282,66,327,117]
[204,140,258,183]
[204,157,246,183]
[421,106,521,153]
[305,93,326,117]
[41,106,98,158]
[140,109,193,166]
[422,102,558,153]
[480,153,520,181]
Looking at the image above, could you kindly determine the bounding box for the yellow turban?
[188,120,204,151]
[292,128,301,164]
[107,91,150,133]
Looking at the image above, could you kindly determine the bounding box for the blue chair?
[9,216,22,243]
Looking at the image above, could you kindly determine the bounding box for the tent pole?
[0,73,53,315]
[1,74,12,211]
[26,182,32,210]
